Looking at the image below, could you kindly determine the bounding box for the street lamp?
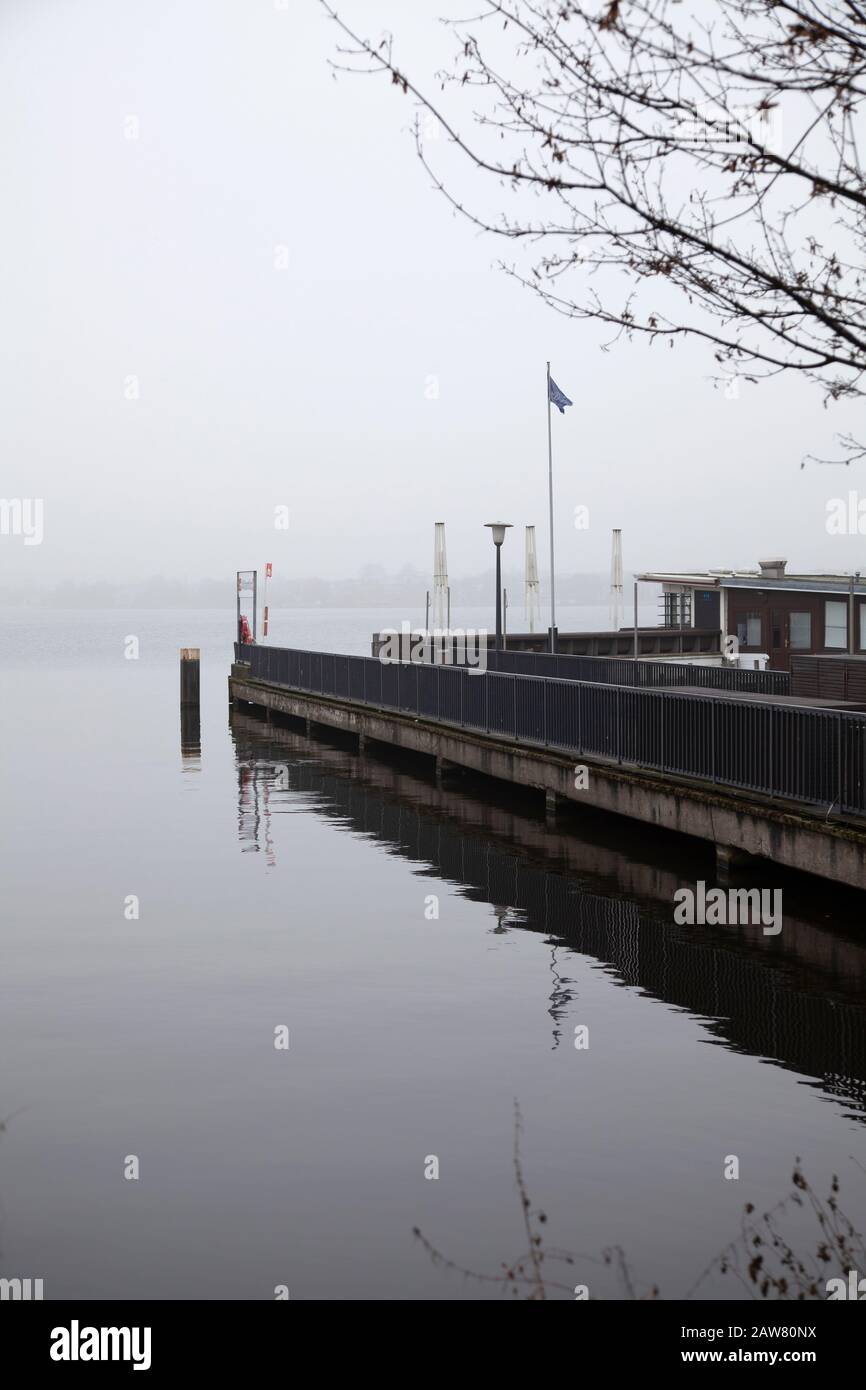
[485,523,512,651]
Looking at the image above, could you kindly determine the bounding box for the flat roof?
[637,570,866,596]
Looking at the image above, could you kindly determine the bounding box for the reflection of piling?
[181,706,201,760]
[180,648,201,762]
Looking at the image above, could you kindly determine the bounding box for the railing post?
[577,680,582,756]
[768,705,773,794]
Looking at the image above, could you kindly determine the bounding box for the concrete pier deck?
[229,663,866,892]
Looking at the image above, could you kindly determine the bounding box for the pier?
[229,643,866,892]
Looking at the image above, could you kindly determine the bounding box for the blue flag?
[549,375,572,413]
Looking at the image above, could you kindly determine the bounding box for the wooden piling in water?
[180,648,200,708]
[180,649,201,761]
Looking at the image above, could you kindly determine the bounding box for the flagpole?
[546,360,556,654]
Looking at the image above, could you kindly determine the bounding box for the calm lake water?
[2,608,865,1300]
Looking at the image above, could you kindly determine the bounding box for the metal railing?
[370,636,790,693]
[235,644,866,817]
[485,649,791,695]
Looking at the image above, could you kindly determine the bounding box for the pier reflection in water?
[230,708,866,1125]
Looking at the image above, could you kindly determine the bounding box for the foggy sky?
[1,0,862,593]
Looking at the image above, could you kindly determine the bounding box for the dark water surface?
[2,610,865,1299]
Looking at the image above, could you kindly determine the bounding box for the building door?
[769,609,812,671]
[769,608,788,670]
[788,610,813,667]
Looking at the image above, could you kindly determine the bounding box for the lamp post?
[485,523,512,651]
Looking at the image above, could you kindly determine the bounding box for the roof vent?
[758,558,787,579]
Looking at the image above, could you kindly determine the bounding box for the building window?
[736,612,762,647]
[860,605,866,651]
[825,600,847,649]
[663,592,691,627]
[789,612,812,649]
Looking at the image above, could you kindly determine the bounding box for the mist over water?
[1,609,865,1299]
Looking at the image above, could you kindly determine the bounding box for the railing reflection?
[230,708,866,1118]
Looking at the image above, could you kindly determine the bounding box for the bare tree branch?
[320,0,866,410]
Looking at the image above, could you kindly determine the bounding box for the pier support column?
[305,716,312,736]
[357,733,367,755]
[715,844,752,885]
[435,756,463,785]
[545,790,558,826]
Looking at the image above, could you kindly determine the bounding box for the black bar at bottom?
[2,1296,856,1374]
